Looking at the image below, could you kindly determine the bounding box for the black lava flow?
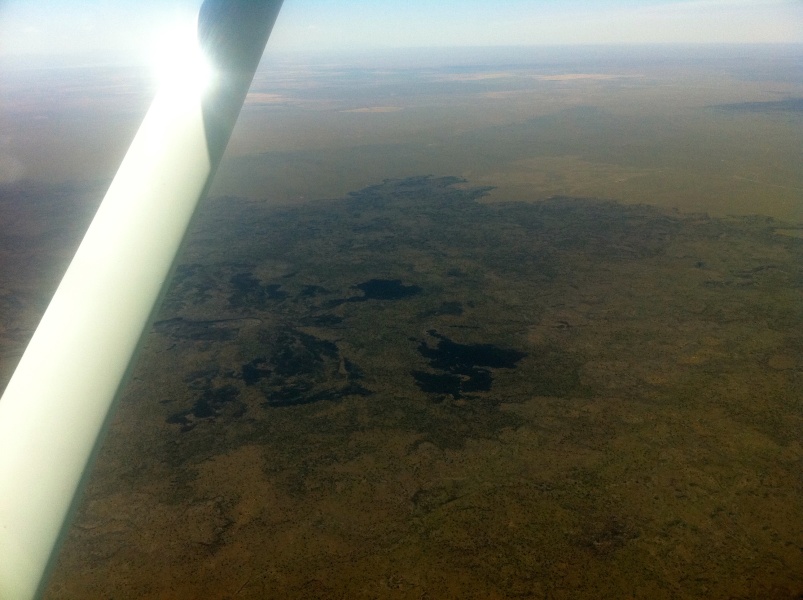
[412,330,526,399]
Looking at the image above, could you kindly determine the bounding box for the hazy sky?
[0,0,801,62]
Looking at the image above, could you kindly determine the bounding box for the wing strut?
[0,2,283,597]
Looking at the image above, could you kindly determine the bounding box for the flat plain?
[0,45,801,598]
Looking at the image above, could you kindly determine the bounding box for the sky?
[0,0,801,63]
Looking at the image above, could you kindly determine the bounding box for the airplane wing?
[0,2,284,598]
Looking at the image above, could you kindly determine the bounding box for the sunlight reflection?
[151,18,215,99]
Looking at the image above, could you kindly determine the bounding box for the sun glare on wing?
[151,18,215,98]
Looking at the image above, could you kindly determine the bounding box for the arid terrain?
[0,45,801,598]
